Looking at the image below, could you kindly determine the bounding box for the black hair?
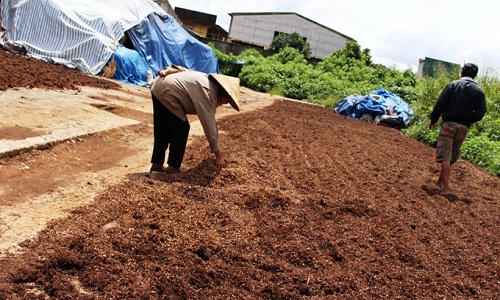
[217,84,225,99]
[461,63,479,78]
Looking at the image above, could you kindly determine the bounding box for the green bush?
[238,63,279,93]
[462,136,500,176]
[237,48,265,66]
[475,114,500,141]
[268,47,308,65]
[402,121,439,147]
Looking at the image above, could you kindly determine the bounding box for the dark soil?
[0,47,499,299]
[0,48,120,91]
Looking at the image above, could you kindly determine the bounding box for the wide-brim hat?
[209,74,241,111]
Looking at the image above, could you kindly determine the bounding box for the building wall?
[228,13,353,58]
[187,23,209,37]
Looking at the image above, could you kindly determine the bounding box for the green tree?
[270,32,311,57]
[327,41,372,67]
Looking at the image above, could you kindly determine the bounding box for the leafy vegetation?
[270,32,311,57]
[210,42,500,176]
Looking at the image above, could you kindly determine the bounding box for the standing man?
[429,63,487,194]
[149,66,240,174]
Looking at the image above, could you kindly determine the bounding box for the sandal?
[150,165,180,174]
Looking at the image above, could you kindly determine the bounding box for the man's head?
[219,90,232,106]
[461,63,479,79]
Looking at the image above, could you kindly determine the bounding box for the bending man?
[149,66,240,174]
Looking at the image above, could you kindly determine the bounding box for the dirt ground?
[0,48,499,299]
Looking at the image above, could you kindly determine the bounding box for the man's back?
[430,77,486,127]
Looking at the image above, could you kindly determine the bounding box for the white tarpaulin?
[0,0,166,74]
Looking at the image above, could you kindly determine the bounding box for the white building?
[228,12,354,58]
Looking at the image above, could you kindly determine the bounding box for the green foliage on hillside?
[210,42,500,176]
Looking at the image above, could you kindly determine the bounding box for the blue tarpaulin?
[110,12,220,86]
[127,13,219,78]
[112,45,151,86]
[334,88,413,126]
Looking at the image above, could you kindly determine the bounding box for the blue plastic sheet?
[127,13,220,80]
[112,45,150,86]
[334,88,413,126]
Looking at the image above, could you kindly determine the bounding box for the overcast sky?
[168,0,499,75]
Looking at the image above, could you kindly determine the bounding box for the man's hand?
[215,151,225,169]
[429,123,435,130]
[158,69,169,77]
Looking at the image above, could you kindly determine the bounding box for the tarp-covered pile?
[334,88,413,127]
[0,0,219,86]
